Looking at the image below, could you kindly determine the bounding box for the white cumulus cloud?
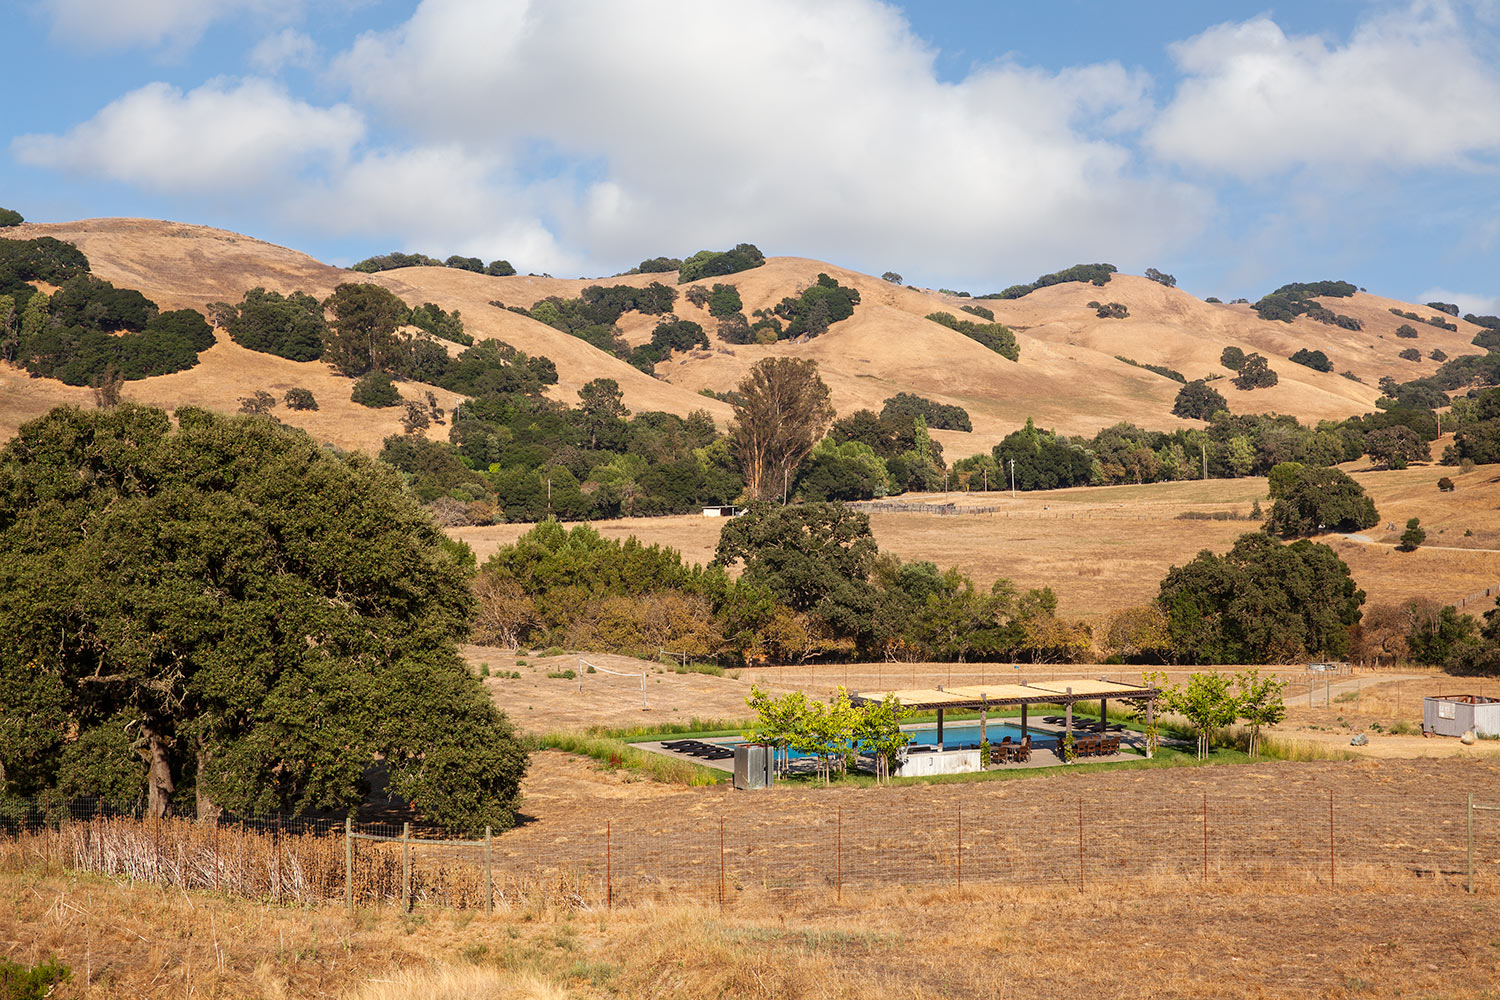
[324,0,1206,281]
[39,0,298,49]
[12,78,365,193]
[1148,5,1500,176]
[249,28,318,73]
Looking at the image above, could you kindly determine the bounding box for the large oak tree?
[0,405,526,830]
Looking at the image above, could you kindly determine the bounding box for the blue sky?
[4,0,1499,311]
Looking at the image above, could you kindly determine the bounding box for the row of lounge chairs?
[1042,716,1127,732]
[661,739,735,761]
[1069,734,1122,757]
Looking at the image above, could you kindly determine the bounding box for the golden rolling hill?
[1,217,1491,460]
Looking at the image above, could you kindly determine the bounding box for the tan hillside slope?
[1,218,1492,456]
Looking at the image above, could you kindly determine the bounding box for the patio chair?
[1014,736,1032,762]
[993,742,1012,765]
[1106,735,1121,754]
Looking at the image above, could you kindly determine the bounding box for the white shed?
[701,505,745,518]
[1423,694,1500,738]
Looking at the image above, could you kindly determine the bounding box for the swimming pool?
[735,721,1049,759]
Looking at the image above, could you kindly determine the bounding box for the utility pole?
[1009,458,1016,499]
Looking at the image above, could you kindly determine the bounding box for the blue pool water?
[739,721,1048,759]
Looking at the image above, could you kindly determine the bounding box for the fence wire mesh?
[6,787,1500,911]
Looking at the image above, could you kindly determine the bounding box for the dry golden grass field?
[452,458,1500,622]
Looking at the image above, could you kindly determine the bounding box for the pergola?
[850,678,1161,750]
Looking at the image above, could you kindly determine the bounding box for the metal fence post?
[1328,790,1335,888]
[485,826,494,913]
[1468,793,1474,894]
[1077,800,1084,892]
[836,807,842,902]
[402,822,412,913]
[956,803,962,890]
[344,817,353,914]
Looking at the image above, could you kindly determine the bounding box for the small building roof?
[851,678,1159,710]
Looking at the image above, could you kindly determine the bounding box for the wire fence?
[6,786,1500,911]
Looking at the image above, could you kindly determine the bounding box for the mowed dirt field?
[452,459,1500,621]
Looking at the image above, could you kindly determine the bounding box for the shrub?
[926,311,1018,360]
[677,243,765,284]
[351,371,402,407]
[1399,347,1422,362]
[1395,324,1419,338]
[1205,296,1222,303]
[284,387,318,410]
[1220,346,1246,371]
[1340,371,1364,382]
[1397,517,1426,552]
[0,957,71,999]
[1437,476,1455,492]
[1289,348,1332,372]
[1430,348,1447,362]
[983,263,1115,299]
[1090,301,1129,319]
[960,303,994,320]
[0,207,22,227]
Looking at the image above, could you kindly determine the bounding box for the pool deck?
[632,724,1153,774]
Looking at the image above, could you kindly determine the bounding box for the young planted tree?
[854,693,911,783]
[1234,668,1286,756]
[1163,672,1241,759]
[728,358,834,501]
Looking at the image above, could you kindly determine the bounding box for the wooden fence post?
[402,822,412,913]
[836,807,842,902]
[604,821,611,910]
[1077,800,1084,892]
[1328,791,1335,888]
[1202,792,1208,884]
[956,803,962,890]
[484,826,493,914]
[718,817,726,908]
[1467,794,1474,894]
[344,817,354,914]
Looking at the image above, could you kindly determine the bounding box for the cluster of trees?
[0,405,528,830]
[1443,387,1500,464]
[925,311,1020,361]
[767,273,861,340]
[474,503,1097,666]
[0,207,21,227]
[1089,301,1129,319]
[1144,267,1177,287]
[1289,348,1332,372]
[818,404,948,496]
[1353,598,1500,675]
[1253,280,1361,329]
[1264,464,1379,537]
[1464,314,1500,351]
[1390,307,1457,332]
[520,281,679,369]
[352,251,515,276]
[880,392,971,432]
[678,243,766,284]
[1233,354,1279,389]
[944,406,1436,494]
[210,288,327,361]
[1158,533,1365,664]
[984,263,1116,299]
[2,246,215,386]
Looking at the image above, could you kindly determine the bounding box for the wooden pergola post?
[936,708,945,750]
[1099,697,1107,733]
[1020,703,1029,740]
[1064,688,1073,747]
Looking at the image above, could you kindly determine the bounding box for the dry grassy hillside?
[4,217,1490,458]
[451,460,1500,620]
